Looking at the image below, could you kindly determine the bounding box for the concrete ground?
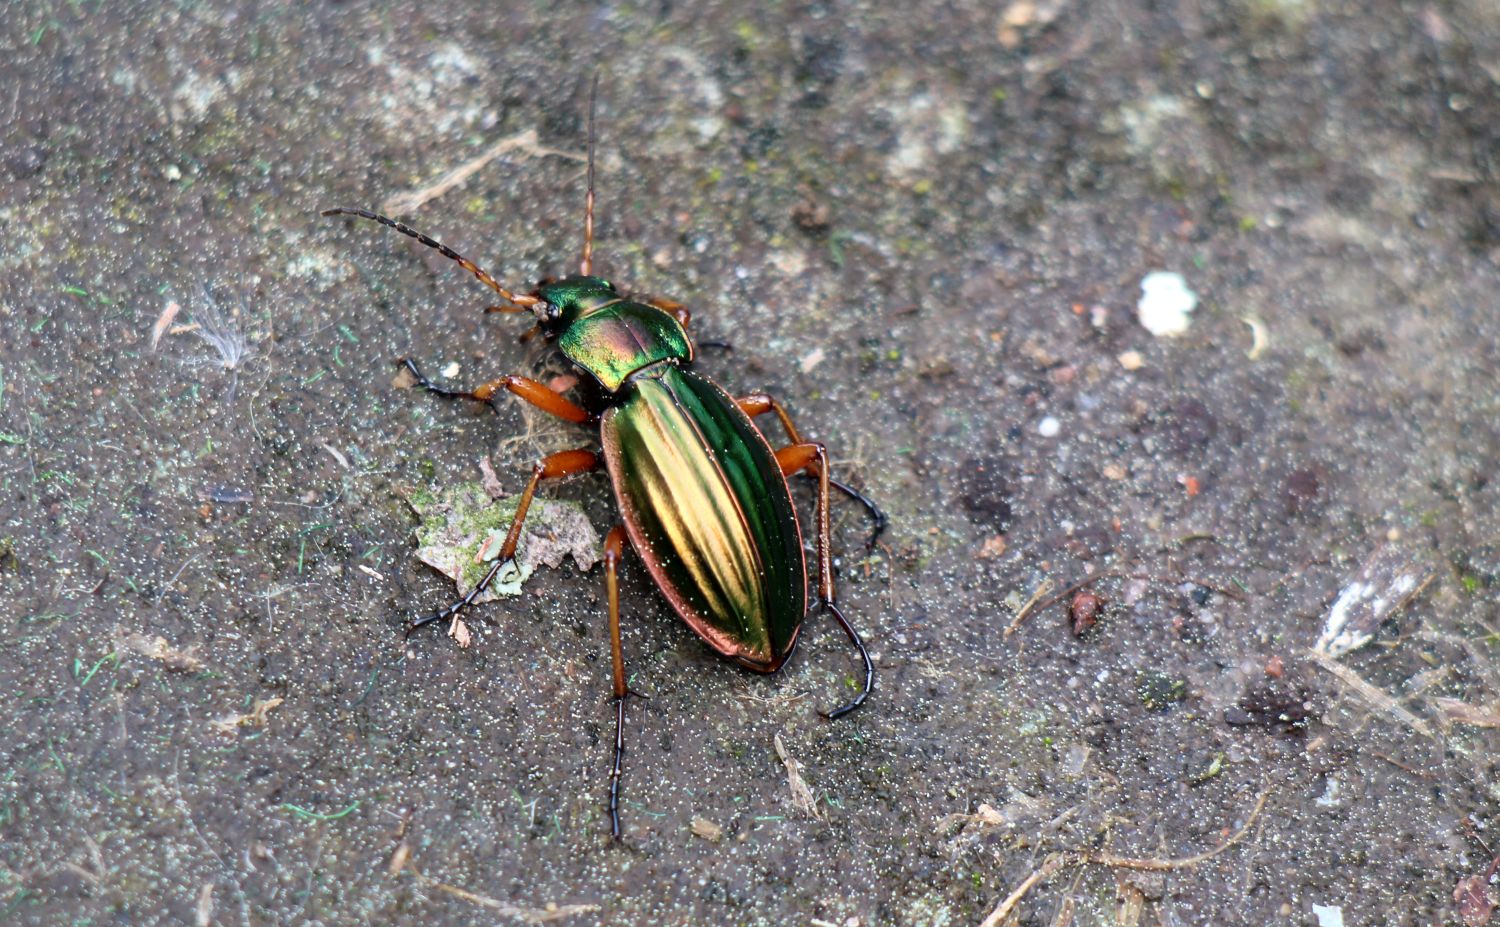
[2,1,1499,924]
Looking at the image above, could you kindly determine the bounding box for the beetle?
[324,81,884,838]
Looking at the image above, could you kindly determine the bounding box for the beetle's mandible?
[323,78,885,839]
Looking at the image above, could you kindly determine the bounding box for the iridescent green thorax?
[543,276,692,392]
[538,275,619,320]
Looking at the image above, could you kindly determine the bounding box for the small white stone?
[1311,903,1345,927]
[441,361,461,379]
[1137,271,1198,337]
[1037,416,1061,437]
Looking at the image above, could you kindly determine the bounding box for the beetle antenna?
[579,72,599,277]
[321,207,538,310]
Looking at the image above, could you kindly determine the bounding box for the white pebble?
[1037,416,1061,437]
[1311,904,1344,927]
[1137,271,1198,337]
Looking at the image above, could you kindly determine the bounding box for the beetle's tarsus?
[697,339,734,352]
[608,694,627,839]
[399,357,488,403]
[827,476,887,549]
[404,556,514,642]
[814,599,874,720]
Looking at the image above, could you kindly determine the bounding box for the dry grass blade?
[210,697,284,734]
[151,301,182,350]
[1432,697,1500,729]
[773,733,823,820]
[1004,578,1056,637]
[381,129,586,215]
[1310,650,1435,738]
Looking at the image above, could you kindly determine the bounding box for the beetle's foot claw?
[403,614,442,640]
[494,557,522,585]
[625,687,652,701]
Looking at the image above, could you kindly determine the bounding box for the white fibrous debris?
[1137,271,1198,337]
[1314,546,1434,658]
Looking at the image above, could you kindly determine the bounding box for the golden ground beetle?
[324,79,885,838]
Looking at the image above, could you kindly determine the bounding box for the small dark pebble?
[959,460,1013,531]
[1282,467,1322,514]
[1189,585,1211,606]
[4,143,48,179]
[1161,398,1218,454]
[1226,682,1316,731]
[791,186,832,234]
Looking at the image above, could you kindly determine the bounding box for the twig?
[1004,578,1056,637]
[1309,649,1435,738]
[979,853,1065,927]
[1086,788,1271,871]
[1011,571,1119,635]
[381,129,584,215]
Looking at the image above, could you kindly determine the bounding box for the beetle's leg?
[739,394,887,547]
[602,525,631,839]
[642,295,691,328]
[399,359,593,423]
[406,448,601,638]
[773,443,874,718]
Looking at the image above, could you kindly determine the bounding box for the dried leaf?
[211,696,284,733]
[478,456,506,499]
[151,301,182,350]
[690,817,723,842]
[1456,874,1496,927]
[115,630,205,672]
[404,483,600,605]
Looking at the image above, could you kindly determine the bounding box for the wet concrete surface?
[2,1,1499,924]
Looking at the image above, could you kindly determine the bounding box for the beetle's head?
[531,275,619,335]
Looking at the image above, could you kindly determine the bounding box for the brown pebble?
[1070,590,1104,636]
